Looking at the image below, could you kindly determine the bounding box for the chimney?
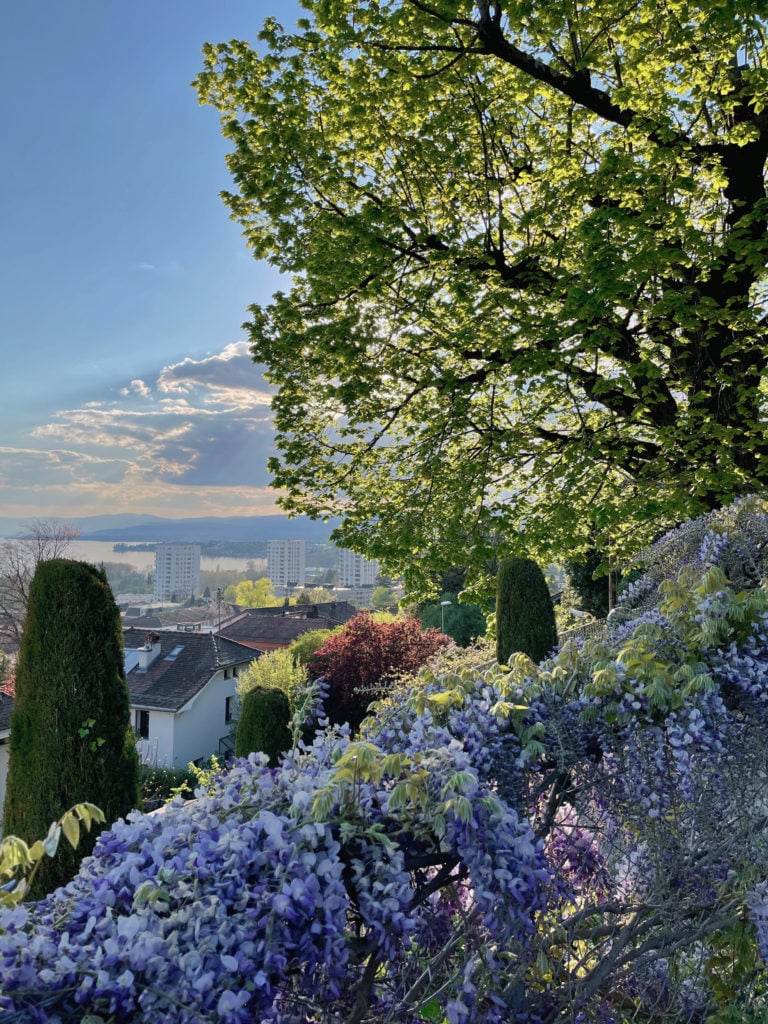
[138,632,162,671]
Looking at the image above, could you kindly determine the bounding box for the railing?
[218,733,236,759]
[558,619,608,644]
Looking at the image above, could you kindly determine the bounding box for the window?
[224,668,230,679]
[135,709,149,740]
[225,695,235,724]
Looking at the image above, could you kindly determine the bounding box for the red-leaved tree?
[309,614,450,731]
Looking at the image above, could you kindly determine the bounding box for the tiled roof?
[123,628,260,712]
[240,601,357,624]
[122,614,164,630]
[0,691,13,733]
[219,613,341,647]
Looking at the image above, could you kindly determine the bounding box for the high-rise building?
[267,539,306,589]
[153,543,201,602]
[338,549,379,588]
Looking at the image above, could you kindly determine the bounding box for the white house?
[123,628,261,768]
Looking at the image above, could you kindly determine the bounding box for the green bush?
[3,559,140,896]
[288,628,333,668]
[496,556,558,666]
[565,545,611,618]
[235,686,292,764]
[236,648,307,707]
[139,764,198,809]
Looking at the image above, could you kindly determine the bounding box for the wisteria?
[0,674,552,1022]
[5,499,768,1021]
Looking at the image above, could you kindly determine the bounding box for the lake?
[66,541,265,574]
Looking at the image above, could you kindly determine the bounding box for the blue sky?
[1,0,303,521]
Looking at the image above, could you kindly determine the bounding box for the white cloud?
[8,344,283,517]
[120,379,151,397]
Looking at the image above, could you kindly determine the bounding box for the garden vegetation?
[3,501,768,1022]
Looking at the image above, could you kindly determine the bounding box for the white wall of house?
[135,710,176,768]
[134,669,238,769]
[172,669,236,767]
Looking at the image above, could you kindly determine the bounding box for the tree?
[3,559,139,895]
[236,648,307,706]
[235,686,292,764]
[288,627,334,667]
[291,586,337,605]
[418,592,487,647]
[0,519,78,649]
[222,577,276,608]
[370,585,397,612]
[308,613,451,730]
[496,555,558,664]
[196,2,768,593]
[565,545,612,619]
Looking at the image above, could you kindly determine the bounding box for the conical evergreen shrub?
[235,686,292,765]
[496,556,558,665]
[2,559,140,896]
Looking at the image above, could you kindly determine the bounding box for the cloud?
[120,379,151,397]
[6,344,285,518]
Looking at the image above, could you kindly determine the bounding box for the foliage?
[138,764,199,811]
[222,577,276,608]
[565,545,612,618]
[291,587,336,605]
[8,501,768,1021]
[100,562,153,596]
[418,592,488,647]
[2,559,140,896]
[196,3,768,594]
[200,568,249,595]
[235,686,292,765]
[287,627,334,668]
[615,494,768,618]
[370,584,398,612]
[235,648,307,707]
[0,674,549,1023]
[0,803,104,909]
[0,519,78,649]
[308,613,452,731]
[496,556,558,665]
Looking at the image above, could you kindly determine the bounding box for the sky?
[1,0,305,522]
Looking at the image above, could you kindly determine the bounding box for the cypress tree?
[3,559,139,895]
[235,686,292,765]
[496,556,558,666]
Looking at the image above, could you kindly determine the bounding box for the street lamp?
[440,599,452,633]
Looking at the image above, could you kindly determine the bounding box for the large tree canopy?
[196,0,768,592]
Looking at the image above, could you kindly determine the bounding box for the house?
[218,607,351,652]
[123,628,261,768]
[239,600,357,622]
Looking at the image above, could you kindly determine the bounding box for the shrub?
[564,545,611,618]
[496,555,558,665]
[139,764,198,810]
[308,613,451,731]
[417,591,488,646]
[2,559,139,895]
[235,686,292,764]
[236,647,307,706]
[8,501,768,1023]
[287,627,333,667]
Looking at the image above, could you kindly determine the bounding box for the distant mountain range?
[0,513,338,544]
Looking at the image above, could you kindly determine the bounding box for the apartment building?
[153,543,201,602]
[267,539,306,589]
[338,549,379,588]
